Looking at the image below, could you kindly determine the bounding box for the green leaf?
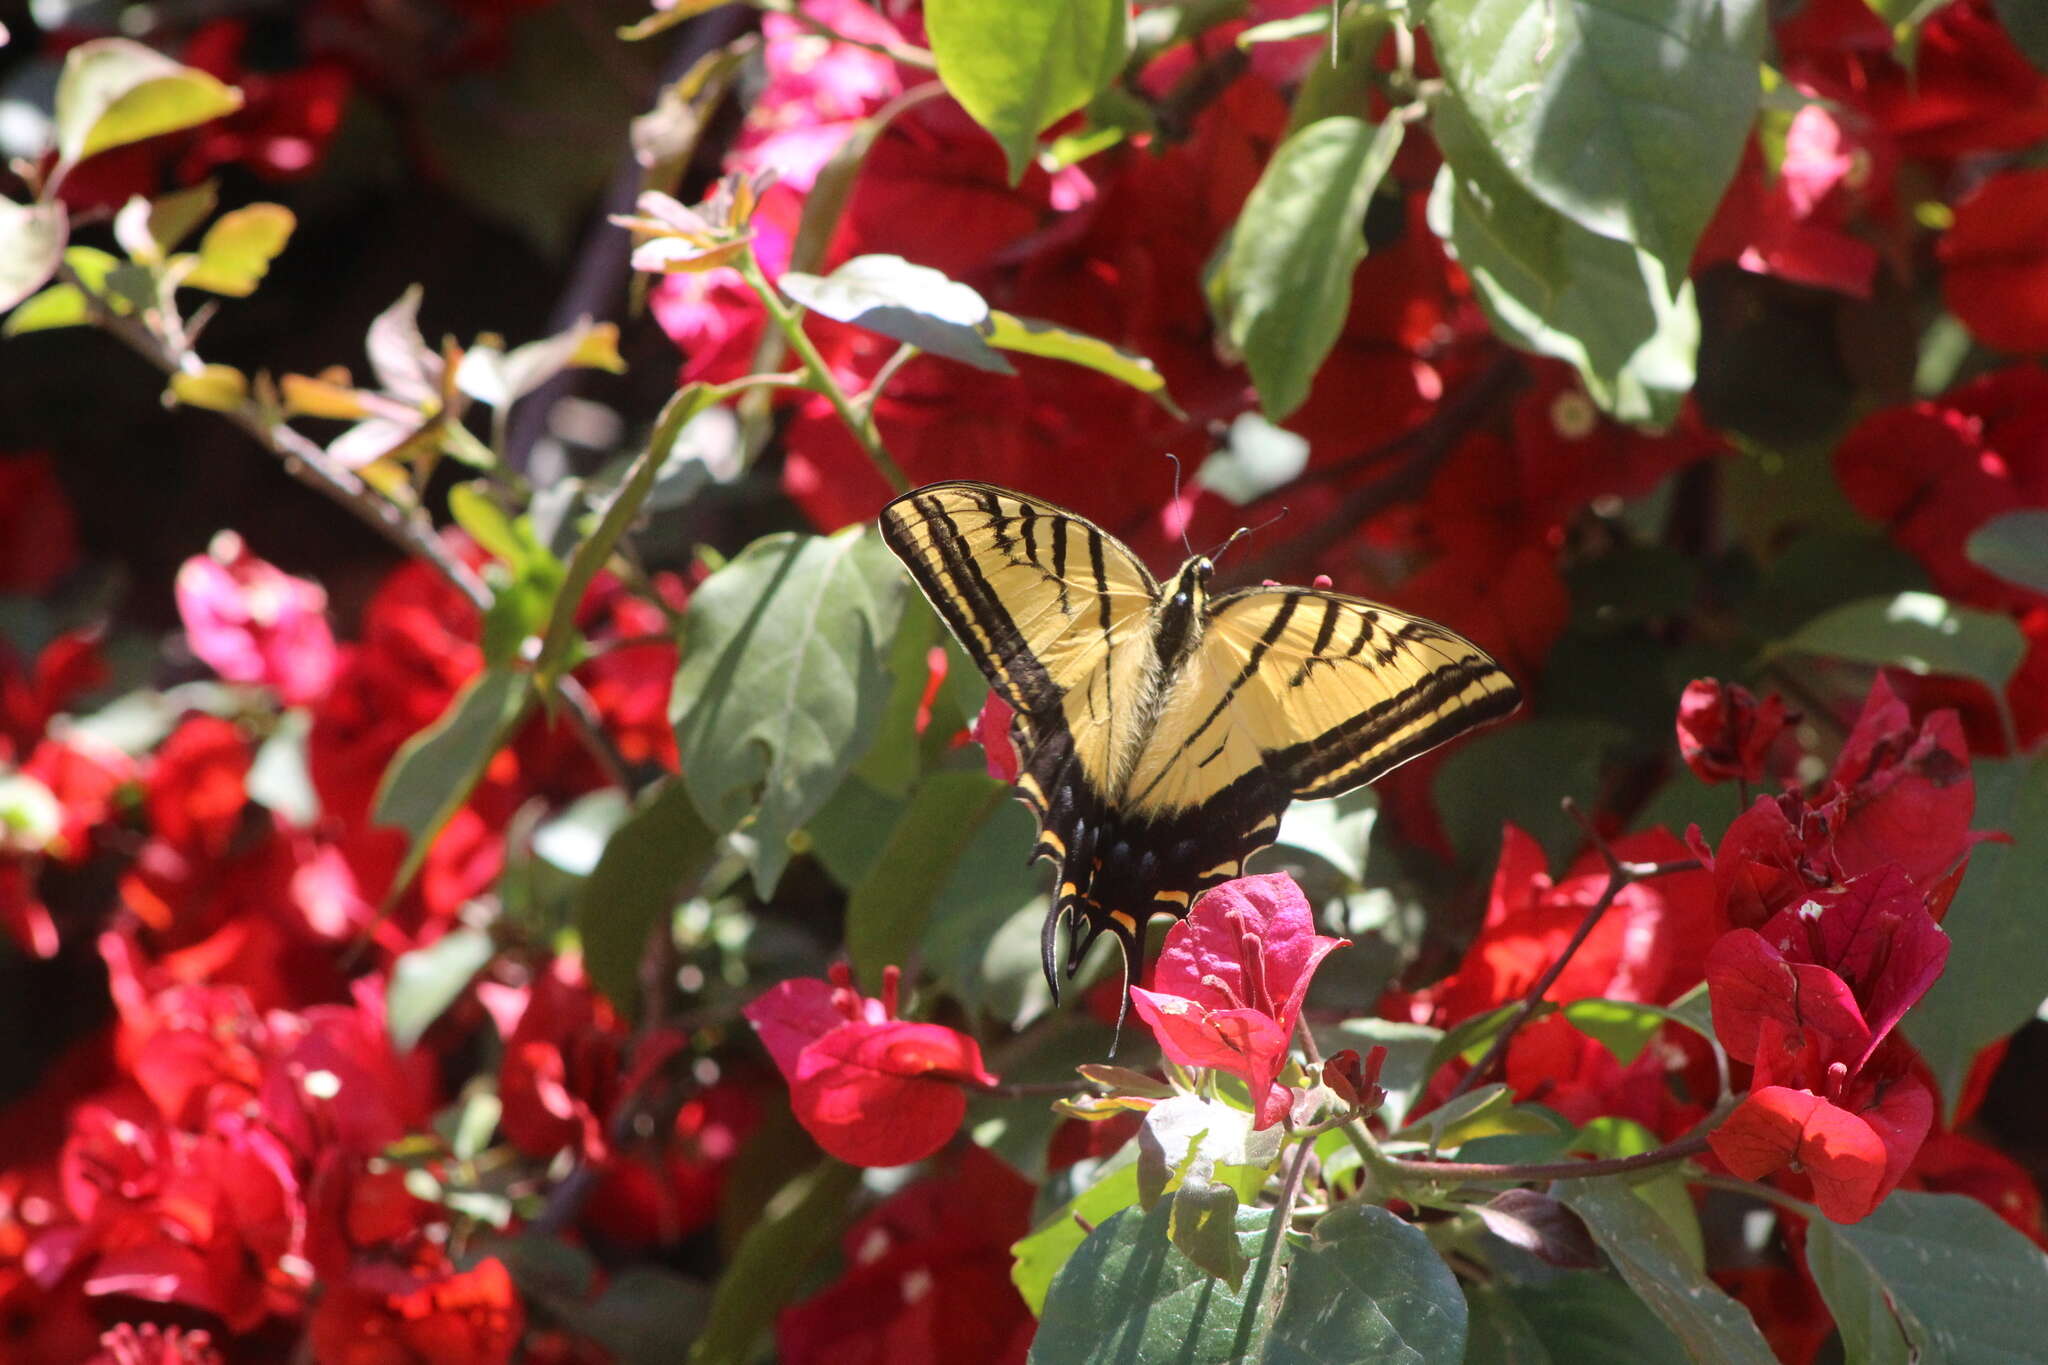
[779,254,1013,373]
[534,384,710,689]
[372,668,534,898]
[1395,1084,1558,1150]
[1196,413,1311,507]
[1905,757,2048,1119]
[1466,1276,1689,1364]
[574,777,716,1017]
[1212,115,1404,420]
[1772,591,2027,690]
[1563,995,1716,1067]
[1434,717,1630,872]
[687,1159,861,1365]
[1271,1203,1468,1362]
[672,527,907,896]
[53,38,243,168]
[448,485,568,665]
[1029,1202,1280,1363]
[181,203,295,297]
[1168,1178,1249,1290]
[168,364,248,411]
[2,284,88,334]
[1012,1159,1142,1314]
[1427,96,1697,427]
[561,1267,712,1365]
[1966,508,2048,596]
[1256,787,1377,889]
[848,603,936,798]
[1423,0,1766,276]
[925,0,1130,182]
[983,310,1169,395]
[1556,1178,1775,1365]
[0,200,67,315]
[387,927,495,1051]
[114,182,218,263]
[845,771,1009,980]
[1805,1190,2048,1365]
[919,799,1051,1024]
[1573,1118,1705,1269]
[1996,0,2048,71]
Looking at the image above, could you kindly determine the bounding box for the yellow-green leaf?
[280,372,372,420]
[54,38,243,169]
[2,284,87,335]
[169,364,249,411]
[183,204,296,297]
[983,310,1169,396]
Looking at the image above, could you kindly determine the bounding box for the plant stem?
[1382,1132,1710,1185]
[756,0,937,70]
[1443,801,1702,1104]
[735,248,911,494]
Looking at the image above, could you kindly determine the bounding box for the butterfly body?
[879,481,1520,1002]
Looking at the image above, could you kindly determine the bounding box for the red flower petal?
[1712,1086,1887,1223]
[789,1020,993,1167]
[1942,168,2048,353]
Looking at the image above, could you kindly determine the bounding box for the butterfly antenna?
[1164,453,1195,558]
[1205,505,1290,565]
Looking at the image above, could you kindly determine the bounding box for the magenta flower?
[175,531,338,707]
[1129,874,1349,1129]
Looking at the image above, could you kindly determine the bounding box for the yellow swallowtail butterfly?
[879,481,1520,1007]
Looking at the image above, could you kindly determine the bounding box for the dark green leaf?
[1556,1178,1775,1364]
[1434,717,1630,871]
[1904,757,2048,1118]
[672,527,907,896]
[372,668,533,899]
[1805,1190,2048,1365]
[387,927,495,1051]
[1012,1158,1143,1314]
[803,777,909,890]
[846,770,1009,979]
[1030,1202,1280,1364]
[1773,591,2027,690]
[1996,0,2048,71]
[1213,115,1405,419]
[780,254,1012,372]
[1271,1203,1468,1362]
[575,777,716,1016]
[567,1268,712,1365]
[1169,1178,1249,1290]
[1424,0,1765,276]
[0,200,67,315]
[1966,508,2048,596]
[1466,1275,1689,1364]
[535,384,710,689]
[1428,96,1696,426]
[687,1160,861,1365]
[849,602,936,798]
[925,0,1130,181]
[53,38,242,168]
[919,800,1049,1024]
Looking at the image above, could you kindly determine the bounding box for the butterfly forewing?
[1126,588,1522,818]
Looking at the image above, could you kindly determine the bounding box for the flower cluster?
[0,482,729,1359]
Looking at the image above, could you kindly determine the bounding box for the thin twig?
[70,266,494,612]
[1239,352,1526,584]
[1383,1132,1710,1185]
[737,247,910,492]
[1442,800,1702,1104]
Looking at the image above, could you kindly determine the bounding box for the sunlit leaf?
[181,204,296,297]
[53,38,243,168]
[0,200,67,315]
[780,254,1012,373]
[926,0,1129,181]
